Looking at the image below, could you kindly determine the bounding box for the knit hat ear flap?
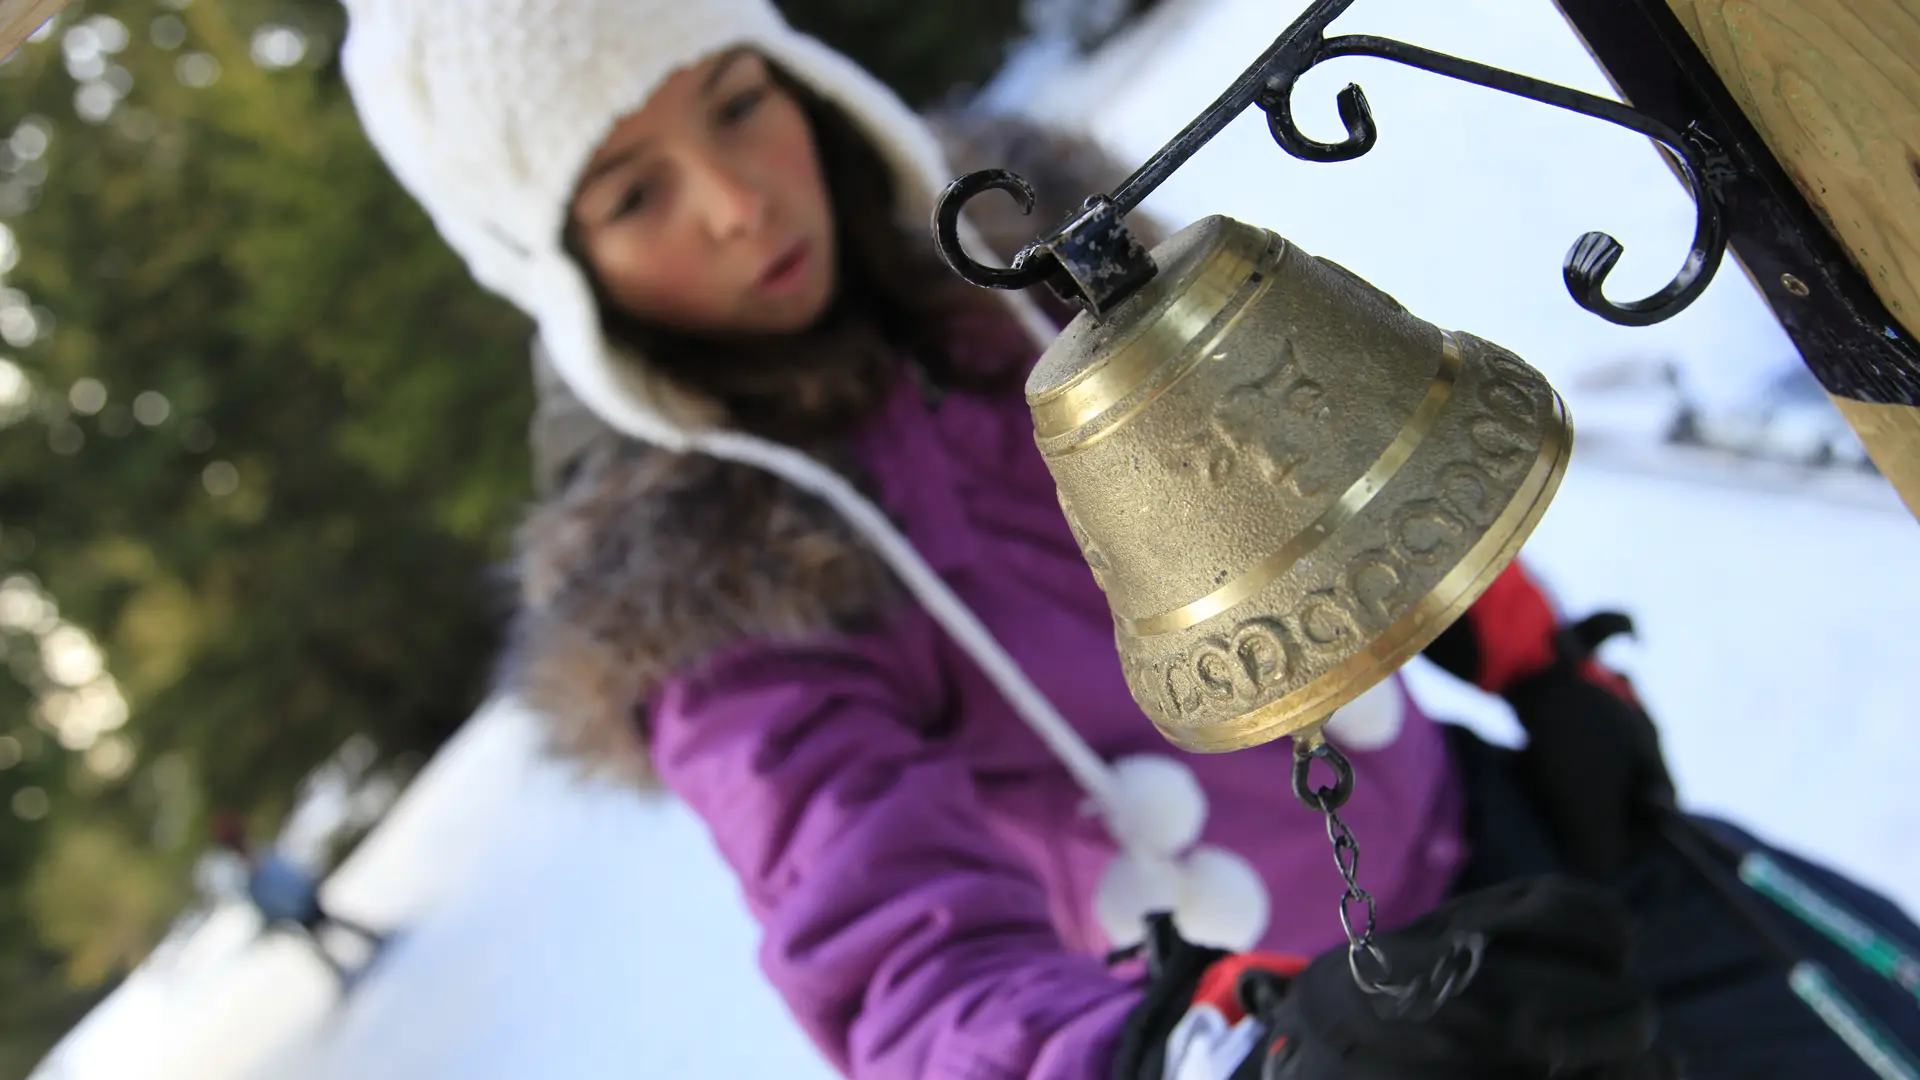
[551,262,730,450]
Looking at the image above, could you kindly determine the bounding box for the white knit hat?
[339,0,1284,951]
[338,0,1025,448]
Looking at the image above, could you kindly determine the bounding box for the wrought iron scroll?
[933,0,1736,326]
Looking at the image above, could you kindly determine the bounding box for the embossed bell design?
[1025,214,1569,752]
[939,186,1569,751]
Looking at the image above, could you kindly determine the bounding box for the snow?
[1399,455,1920,913]
[277,709,836,1080]
[30,1,1920,1078]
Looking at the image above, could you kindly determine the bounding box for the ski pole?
[1659,815,1920,1080]
[1654,804,1920,1000]
[1792,963,1920,1080]
[1686,824,1920,1004]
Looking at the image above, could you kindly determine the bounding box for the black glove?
[1424,561,1676,879]
[1502,619,1676,880]
[1258,877,1677,1079]
[1113,877,1679,1080]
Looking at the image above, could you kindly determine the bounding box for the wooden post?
[0,0,68,63]
[1663,0,1920,518]
[1560,0,1920,519]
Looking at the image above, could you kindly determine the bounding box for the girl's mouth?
[756,240,813,295]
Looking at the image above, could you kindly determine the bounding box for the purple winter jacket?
[646,348,1469,1079]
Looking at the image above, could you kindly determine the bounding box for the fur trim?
[503,445,895,789]
[504,113,1164,788]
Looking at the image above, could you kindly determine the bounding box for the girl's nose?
[691,154,769,241]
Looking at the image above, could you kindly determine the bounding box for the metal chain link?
[1292,735,1487,1020]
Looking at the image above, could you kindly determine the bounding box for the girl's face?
[570,50,836,336]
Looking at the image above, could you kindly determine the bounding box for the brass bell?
[1024,214,1572,753]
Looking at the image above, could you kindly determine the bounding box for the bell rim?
[1152,391,1574,755]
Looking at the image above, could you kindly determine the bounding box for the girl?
[338,1,1917,1077]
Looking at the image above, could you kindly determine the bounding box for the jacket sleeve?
[649,629,1142,1080]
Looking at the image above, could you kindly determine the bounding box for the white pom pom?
[1094,851,1184,949]
[1323,676,1407,752]
[1174,845,1270,951]
[1103,754,1208,858]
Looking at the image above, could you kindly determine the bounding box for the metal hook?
[1260,79,1378,163]
[1253,31,1735,326]
[1563,127,1729,326]
[931,168,1060,291]
[1291,736,1355,813]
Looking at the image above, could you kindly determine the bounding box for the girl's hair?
[568,65,1026,446]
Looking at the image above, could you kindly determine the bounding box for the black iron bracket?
[934,0,1920,408]
[1553,0,1920,406]
[934,0,1737,323]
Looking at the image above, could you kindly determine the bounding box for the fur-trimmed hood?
[501,113,1162,789]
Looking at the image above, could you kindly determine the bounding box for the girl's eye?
[718,86,767,126]
[610,181,653,220]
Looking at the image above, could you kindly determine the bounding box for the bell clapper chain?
[1292,732,1485,1012]
[933,0,1735,326]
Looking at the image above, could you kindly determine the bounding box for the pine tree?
[0,0,1166,1069]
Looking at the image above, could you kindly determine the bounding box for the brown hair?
[567,66,1026,446]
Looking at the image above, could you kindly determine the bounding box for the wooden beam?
[1559,0,1920,519]
[1665,0,1920,518]
[1833,397,1920,518]
[1664,0,1920,340]
[1663,1,1920,514]
[0,0,68,63]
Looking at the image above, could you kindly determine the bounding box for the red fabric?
[1464,561,1562,694]
[1464,562,1641,707]
[1190,953,1309,1025]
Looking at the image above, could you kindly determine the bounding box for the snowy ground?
[29,1,1920,1078]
